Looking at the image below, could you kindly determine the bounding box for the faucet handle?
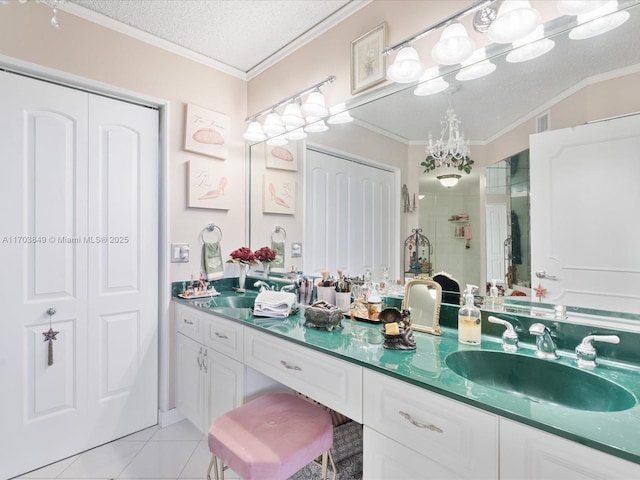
[575,334,620,368]
[488,316,518,352]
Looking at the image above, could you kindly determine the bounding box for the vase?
[237,263,248,293]
[262,262,270,278]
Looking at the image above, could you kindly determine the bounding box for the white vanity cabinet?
[363,369,499,479]
[500,419,640,479]
[243,328,363,422]
[174,303,245,433]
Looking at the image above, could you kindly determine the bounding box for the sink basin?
[196,294,256,309]
[445,350,636,412]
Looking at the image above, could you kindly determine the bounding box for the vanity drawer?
[202,312,244,361]
[244,328,362,422]
[363,369,498,479]
[174,302,202,340]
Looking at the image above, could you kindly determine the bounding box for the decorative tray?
[177,291,220,299]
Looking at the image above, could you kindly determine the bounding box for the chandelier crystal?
[426,96,470,166]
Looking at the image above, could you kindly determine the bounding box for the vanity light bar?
[244,75,336,122]
[383,0,495,56]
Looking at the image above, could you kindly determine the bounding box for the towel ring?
[200,223,222,244]
[271,226,286,243]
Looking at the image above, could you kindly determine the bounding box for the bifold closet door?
[0,72,158,479]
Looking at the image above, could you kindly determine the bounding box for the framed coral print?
[263,171,296,215]
[187,158,230,210]
[265,141,300,171]
[351,22,387,95]
[184,103,229,159]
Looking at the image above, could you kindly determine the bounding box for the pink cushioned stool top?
[208,392,333,480]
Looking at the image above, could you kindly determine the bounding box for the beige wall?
[0,2,248,284]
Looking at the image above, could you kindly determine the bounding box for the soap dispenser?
[458,285,481,345]
[487,279,504,311]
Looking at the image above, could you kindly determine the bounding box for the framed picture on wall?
[187,158,230,209]
[184,103,230,159]
[263,171,296,215]
[351,22,387,95]
[265,141,300,171]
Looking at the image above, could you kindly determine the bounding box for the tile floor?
[17,419,221,480]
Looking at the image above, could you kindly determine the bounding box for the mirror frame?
[403,279,442,335]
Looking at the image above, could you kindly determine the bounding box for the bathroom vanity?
[173,295,640,479]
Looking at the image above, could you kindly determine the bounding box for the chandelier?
[423,92,473,187]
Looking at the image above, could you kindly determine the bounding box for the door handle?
[535,270,557,280]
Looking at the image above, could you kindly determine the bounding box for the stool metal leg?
[207,454,223,480]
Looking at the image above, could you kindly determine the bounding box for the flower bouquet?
[227,247,257,292]
[254,246,277,277]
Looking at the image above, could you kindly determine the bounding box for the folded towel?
[202,242,224,280]
[270,240,285,272]
[253,291,297,318]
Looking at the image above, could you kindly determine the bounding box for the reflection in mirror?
[432,271,462,306]
[403,279,442,335]
[248,1,640,315]
[485,150,530,295]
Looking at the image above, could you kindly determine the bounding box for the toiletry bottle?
[367,283,382,320]
[458,284,481,345]
[490,279,504,311]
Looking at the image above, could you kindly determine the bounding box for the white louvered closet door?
[0,72,159,479]
[305,147,399,279]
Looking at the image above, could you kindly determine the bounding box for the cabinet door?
[500,419,640,479]
[176,333,204,430]
[363,370,498,479]
[203,349,245,431]
[364,427,467,479]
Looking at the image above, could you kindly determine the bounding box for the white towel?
[253,291,297,318]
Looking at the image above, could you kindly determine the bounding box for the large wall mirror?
[248,1,640,314]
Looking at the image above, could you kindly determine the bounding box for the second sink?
[445,350,636,412]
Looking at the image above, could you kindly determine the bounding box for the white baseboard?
[158,408,185,428]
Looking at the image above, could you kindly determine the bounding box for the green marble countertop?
[174,294,640,465]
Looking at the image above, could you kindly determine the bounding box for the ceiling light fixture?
[423,89,473,188]
[280,100,305,128]
[262,111,285,136]
[488,0,542,44]
[437,174,462,188]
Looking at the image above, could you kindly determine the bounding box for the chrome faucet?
[575,334,620,368]
[488,316,519,352]
[529,323,558,359]
[280,283,297,293]
[253,280,274,292]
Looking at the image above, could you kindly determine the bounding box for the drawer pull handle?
[399,411,443,433]
[214,332,229,339]
[184,319,194,325]
[280,360,302,371]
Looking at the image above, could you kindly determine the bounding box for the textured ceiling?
[70,0,357,76]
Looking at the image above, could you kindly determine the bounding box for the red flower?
[228,247,256,265]
[254,246,277,263]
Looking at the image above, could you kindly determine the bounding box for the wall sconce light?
[402,184,417,213]
[455,47,496,81]
[568,0,629,40]
[243,76,339,143]
[488,0,542,44]
[386,45,426,83]
[506,25,555,63]
[431,22,475,65]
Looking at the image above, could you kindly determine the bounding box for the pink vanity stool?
[207,392,334,480]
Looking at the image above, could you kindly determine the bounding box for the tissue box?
[304,300,343,331]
